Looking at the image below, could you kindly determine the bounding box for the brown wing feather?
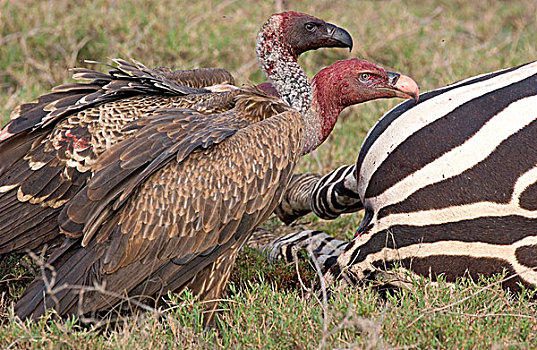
[0,59,241,254]
[56,88,288,240]
[16,107,303,319]
[103,110,302,271]
[58,106,273,241]
[2,59,207,140]
[152,66,235,88]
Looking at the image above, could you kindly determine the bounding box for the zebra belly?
[338,217,537,291]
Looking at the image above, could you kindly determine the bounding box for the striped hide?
[263,230,348,270]
[272,165,362,225]
[310,164,362,220]
[267,61,537,292]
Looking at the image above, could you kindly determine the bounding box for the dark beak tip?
[328,24,353,51]
[407,92,419,104]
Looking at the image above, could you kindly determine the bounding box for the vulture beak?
[386,72,419,103]
[325,23,353,52]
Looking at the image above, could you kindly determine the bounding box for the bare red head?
[312,58,419,142]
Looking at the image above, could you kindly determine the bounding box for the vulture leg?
[182,250,239,326]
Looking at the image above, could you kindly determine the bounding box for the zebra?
[249,60,537,292]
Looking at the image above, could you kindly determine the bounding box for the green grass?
[2,270,536,349]
[1,0,537,348]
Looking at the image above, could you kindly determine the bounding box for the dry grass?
[1,0,537,348]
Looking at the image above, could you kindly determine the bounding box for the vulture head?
[275,11,353,58]
[313,58,419,110]
[256,11,353,61]
[312,58,419,149]
[257,58,419,154]
[256,11,353,113]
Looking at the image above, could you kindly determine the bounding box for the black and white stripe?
[274,173,322,224]
[332,60,537,291]
[310,164,362,219]
[262,230,348,271]
[265,61,537,291]
[273,166,362,224]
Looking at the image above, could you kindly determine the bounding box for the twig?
[407,271,534,328]
[310,245,330,350]
[443,311,537,320]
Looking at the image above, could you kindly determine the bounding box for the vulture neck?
[300,81,343,155]
[256,16,312,115]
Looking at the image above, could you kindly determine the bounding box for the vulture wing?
[1,59,234,140]
[16,103,303,319]
[151,65,235,89]
[0,60,238,253]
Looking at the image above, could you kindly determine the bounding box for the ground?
[1,0,537,348]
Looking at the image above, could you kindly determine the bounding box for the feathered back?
[1,59,227,139]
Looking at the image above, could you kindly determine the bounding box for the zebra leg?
[274,164,363,225]
[274,173,322,224]
[247,228,349,274]
[310,164,363,220]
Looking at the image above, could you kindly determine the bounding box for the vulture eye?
[304,23,317,32]
[359,73,371,83]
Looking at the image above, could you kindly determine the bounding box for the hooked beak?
[385,72,419,103]
[325,23,353,52]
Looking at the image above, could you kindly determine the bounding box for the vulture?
[7,11,355,320]
[0,11,353,254]
[15,56,418,321]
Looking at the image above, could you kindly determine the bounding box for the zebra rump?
[326,60,537,292]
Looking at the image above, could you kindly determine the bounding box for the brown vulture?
[0,11,353,254]
[6,11,353,321]
[7,12,418,322]
[14,58,418,322]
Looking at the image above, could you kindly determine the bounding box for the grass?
[1,0,537,348]
[2,269,536,349]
